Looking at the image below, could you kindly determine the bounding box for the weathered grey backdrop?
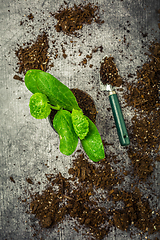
[0,0,160,239]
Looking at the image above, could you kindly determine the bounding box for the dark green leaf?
[71,109,89,140]
[53,109,78,155]
[81,117,105,162]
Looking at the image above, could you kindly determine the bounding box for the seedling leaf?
[29,93,51,119]
[72,109,89,140]
[53,109,78,155]
[81,117,105,162]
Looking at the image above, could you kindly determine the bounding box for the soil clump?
[52,3,104,36]
[100,56,123,87]
[15,32,50,78]
[124,42,160,112]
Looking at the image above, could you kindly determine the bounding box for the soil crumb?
[26,178,34,185]
[10,176,15,183]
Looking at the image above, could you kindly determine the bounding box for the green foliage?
[25,69,42,94]
[81,117,105,162]
[25,69,80,111]
[71,109,89,140]
[53,109,78,155]
[25,69,105,162]
[29,93,51,119]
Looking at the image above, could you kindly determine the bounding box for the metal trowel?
[99,57,130,146]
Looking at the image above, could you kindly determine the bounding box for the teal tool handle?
[109,93,130,146]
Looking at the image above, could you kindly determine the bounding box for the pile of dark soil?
[130,111,160,153]
[25,152,160,239]
[108,187,160,234]
[127,147,154,181]
[123,42,160,181]
[15,32,50,78]
[124,43,160,112]
[100,56,123,87]
[52,3,104,36]
[25,153,121,239]
[27,169,110,240]
[68,153,121,190]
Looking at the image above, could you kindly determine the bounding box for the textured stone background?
[0,0,159,239]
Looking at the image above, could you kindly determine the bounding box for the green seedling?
[25,69,105,162]
[29,93,60,119]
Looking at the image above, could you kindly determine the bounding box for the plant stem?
[49,104,61,110]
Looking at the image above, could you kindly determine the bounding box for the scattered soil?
[108,187,160,234]
[9,176,15,183]
[79,46,103,67]
[100,56,123,87]
[124,42,160,112]
[15,32,50,76]
[20,12,34,25]
[122,42,160,182]
[27,169,108,239]
[25,152,160,239]
[52,3,104,36]
[127,147,154,181]
[68,153,121,190]
[49,88,97,127]
[13,74,24,82]
[61,44,67,59]
[26,154,120,239]
[26,178,34,185]
[131,111,160,153]
[27,13,34,20]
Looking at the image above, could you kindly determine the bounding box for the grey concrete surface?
[0,0,160,239]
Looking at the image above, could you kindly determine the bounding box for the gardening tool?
[99,57,130,146]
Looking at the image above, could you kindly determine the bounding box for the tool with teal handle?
[99,60,130,146]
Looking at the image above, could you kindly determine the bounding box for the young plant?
[29,93,60,119]
[25,69,105,162]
